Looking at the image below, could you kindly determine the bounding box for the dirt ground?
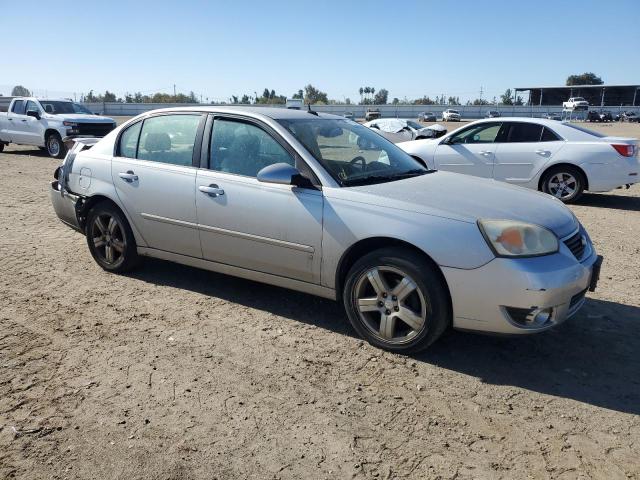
[1,120,639,480]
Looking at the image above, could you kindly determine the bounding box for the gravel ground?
[0,121,639,479]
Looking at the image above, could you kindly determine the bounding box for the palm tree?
[359,87,364,103]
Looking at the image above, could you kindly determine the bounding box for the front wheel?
[343,248,450,353]
[85,202,140,273]
[46,132,67,159]
[541,166,585,203]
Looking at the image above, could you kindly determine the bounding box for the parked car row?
[49,107,617,353]
[586,110,614,122]
[364,118,447,142]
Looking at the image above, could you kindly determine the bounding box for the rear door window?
[136,114,202,166]
[504,123,544,142]
[118,121,142,158]
[11,100,26,115]
[541,127,561,142]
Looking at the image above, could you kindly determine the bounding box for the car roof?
[137,105,344,121]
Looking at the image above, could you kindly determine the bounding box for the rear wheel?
[343,247,450,353]
[85,202,140,273]
[46,132,67,159]
[541,166,585,203]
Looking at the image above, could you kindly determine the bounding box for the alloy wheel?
[353,266,428,344]
[547,172,578,200]
[48,136,60,157]
[90,213,126,266]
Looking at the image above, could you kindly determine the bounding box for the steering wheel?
[350,156,367,170]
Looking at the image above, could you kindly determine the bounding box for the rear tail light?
[611,144,636,157]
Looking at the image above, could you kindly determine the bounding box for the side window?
[505,123,544,143]
[25,101,39,114]
[541,127,561,142]
[119,121,142,158]
[12,100,26,115]
[209,119,294,177]
[450,123,501,144]
[137,115,201,166]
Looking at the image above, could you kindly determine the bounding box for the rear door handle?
[479,150,493,156]
[199,184,225,197]
[535,150,550,155]
[118,171,138,182]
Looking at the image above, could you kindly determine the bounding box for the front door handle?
[118,170,138,182]
[535,150,550,155]
[199,184,225,197]
[479,150,493,156]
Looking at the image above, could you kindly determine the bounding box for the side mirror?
[27,110,40,120]
[257,163,310,187]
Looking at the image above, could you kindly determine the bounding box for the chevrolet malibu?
[51,107,602,352]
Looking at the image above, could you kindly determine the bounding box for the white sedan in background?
[364,118,446,143]
[399,118,639,203]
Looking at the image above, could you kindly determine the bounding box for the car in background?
[365,108,381,121]
[364,118,446,142]
[418,112,436,122]
[0,97,116,158]
[485,110,501,118]
[50,106,602,352]
[442,109,461,121]
[586,110,601,122]
[544,112,562,121]
[599,111,613,122]
[616,111,639,123]
[563,97,589,111]
[399,117,639,203]
[343,111,355,121]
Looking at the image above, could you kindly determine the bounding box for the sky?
[2,0,639,102]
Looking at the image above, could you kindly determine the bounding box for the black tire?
[540,165,585,203]
[85,202,140,273]
[0,143,4,153]
[46,132,67,159]
[343,247,450,353]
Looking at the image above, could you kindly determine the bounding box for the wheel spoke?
[392,277,416,301]
[107,216,118,234]
[379,313,396,339]
[553,189,564,198]
[105,245,114,263]
[367,268,388,295]
[95,217,107,234]
[395,306,424,331]
[111,239,124,253]
[358,297,379,313]
[93,237,106,248]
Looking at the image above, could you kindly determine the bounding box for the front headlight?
[478,220,559,257]
[63,121,78,127]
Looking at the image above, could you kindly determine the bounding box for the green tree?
[240,94,250,104]
[500,89,514,105]
[292,89,304,100]
[304,84,328,104]
[392,97,399,105]
[566,72,603,86]
[373,88,388,105]
[103,90,117,102]
[11,85,31,96]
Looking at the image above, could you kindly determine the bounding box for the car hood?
[44,113,115,123]
[330,171,577,238]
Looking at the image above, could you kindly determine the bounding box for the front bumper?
[50,180,82,232]
[442,236,601,335]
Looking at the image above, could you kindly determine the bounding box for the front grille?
[563,231,585,260]
[76,122,116,137]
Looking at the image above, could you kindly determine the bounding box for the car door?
[24,100,45,145]
[111,113,205,258]
[7,100,29,143]
[493,122,565,184]
[195,116,323,283]
[433,122,502,178]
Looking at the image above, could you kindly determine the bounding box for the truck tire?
[46,132,67,159]
[0,143,4,153]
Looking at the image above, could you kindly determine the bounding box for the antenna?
[307,103,318,115]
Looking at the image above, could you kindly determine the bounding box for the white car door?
[433,122,502,178]
[24,100,45,145]
[7,100,31,144]
[195,116,323,283]
[493,122,565,184]
[111,113,205,258]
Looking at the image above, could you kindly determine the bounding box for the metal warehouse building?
[515,84,640,107]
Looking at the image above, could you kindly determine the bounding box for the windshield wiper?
[342,169,431,186]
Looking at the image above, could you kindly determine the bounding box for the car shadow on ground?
[2,148,50,157]
[131,258,640,415]
[577,192,640,211]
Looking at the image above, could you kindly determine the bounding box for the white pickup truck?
[562,97,589,111]
[0,97,116,158]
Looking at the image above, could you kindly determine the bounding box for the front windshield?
[449,110,460,114]
[277,118,429,186]
[39,101,93,115]
[406,120,424,130]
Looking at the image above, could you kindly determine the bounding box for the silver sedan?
[51,107,602,353]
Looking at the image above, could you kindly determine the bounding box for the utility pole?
[173,84,176,97]
[479,86,484,103]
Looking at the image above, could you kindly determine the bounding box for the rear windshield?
[562,123,606,138]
